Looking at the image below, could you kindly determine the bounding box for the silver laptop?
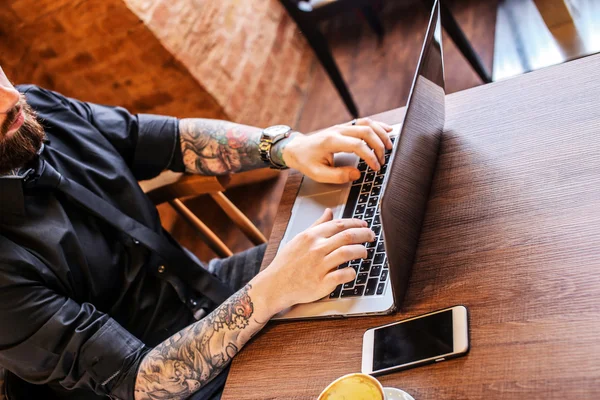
[274,0,445,320]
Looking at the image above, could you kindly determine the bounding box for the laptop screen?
[380,0,445,307]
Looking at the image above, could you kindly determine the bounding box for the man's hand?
[280,118,393,184]
[135,209,374,399]
[253,208,375,315]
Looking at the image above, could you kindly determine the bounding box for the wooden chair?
[139,169,279,258]
[280,0,492,118]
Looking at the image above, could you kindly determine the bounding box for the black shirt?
[0,86,195,399]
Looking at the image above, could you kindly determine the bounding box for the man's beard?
[0,94,45,175]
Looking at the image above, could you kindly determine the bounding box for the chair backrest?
[139,169,277,258]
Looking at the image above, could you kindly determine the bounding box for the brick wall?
[125,0,315,127]
[0,0,315,128]
[0,0,228,119]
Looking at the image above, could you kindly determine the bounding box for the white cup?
[317,373,415,400]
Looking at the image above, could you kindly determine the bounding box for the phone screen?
[373,309,453,371]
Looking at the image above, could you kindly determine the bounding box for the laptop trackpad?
[286,190,345,240]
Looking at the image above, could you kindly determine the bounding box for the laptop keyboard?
[328,136,395,300]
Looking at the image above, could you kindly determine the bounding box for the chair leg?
[210,192,268,246]
[303,24,359,117]
[169,199,234,258]
[361,5,385,41]
[436,1,492,83]
[280,0,359,118]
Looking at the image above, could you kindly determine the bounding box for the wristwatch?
[259,125,292,170]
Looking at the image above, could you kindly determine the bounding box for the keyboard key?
[337,262,349,269]
[342,184,362,219]
[371,186,382,197]
[376,282,385,295]
[365,278,378,296]
[359,260,371,272]
[365,208,375,218]
[374,215,381,225]
[366,240,377,249]
[380,269,389,281]
[351,258,362,264]
[374,175,384,186]
[361,183,372,193]
[365,172,375,182]
[356,273,368,285]
[353,172,365,185]
[355,203,366,215]
[358,193,369,204]
[366,248,375,260]
[377,165,387,175]
[370,264,382,277]
[350,264,359,273]
[384,154,390,164]
[364,218,372,228]
[344,280,355,289]
[357,161,368,171]
[377,241,385,253]
[367,197,378,208]
[372,225,381,236]
[383,260,389,269]
[341,285,365,297]
[330,284,342,298]
[374,253,385,265]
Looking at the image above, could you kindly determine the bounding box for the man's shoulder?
[16,84,68,108]
[15,83,39,93]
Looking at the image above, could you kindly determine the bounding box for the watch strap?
[259,127,292,169]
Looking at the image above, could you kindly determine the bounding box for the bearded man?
[0,66,392,399]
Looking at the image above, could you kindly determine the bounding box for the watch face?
[264,125,291,137]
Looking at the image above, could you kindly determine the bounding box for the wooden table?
[222,54,600,399]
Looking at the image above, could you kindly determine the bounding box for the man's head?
[0,66,45,175]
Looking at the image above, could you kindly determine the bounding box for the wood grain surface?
[222,54,600,399]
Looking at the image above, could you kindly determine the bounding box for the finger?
[339,126,385,164]
[311,165,361,184]
[325,267,357,288]
[323,134,380,171]
[323,227,375,254]
[309,208,334,229]
[355,118,393,151]
[312,218,368,238]
[324,244,368,267]
[379,121,393,132]
[369,120,394,150]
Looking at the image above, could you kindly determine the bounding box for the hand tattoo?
[179,119,264,175]
[135,284,264,400]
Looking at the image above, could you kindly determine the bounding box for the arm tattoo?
[135,284,266,400]
[179,119,265,175]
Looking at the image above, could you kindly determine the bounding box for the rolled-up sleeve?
[67,97,182,181]
[0,258,149,399]
[133,114,181,179]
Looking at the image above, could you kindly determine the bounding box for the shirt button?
[133,239,140,245]
[158,265,166,273]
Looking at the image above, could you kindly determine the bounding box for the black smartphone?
[361,306,470,375]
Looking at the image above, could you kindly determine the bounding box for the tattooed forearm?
[179,119,265,175]
[134,284,268,400]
